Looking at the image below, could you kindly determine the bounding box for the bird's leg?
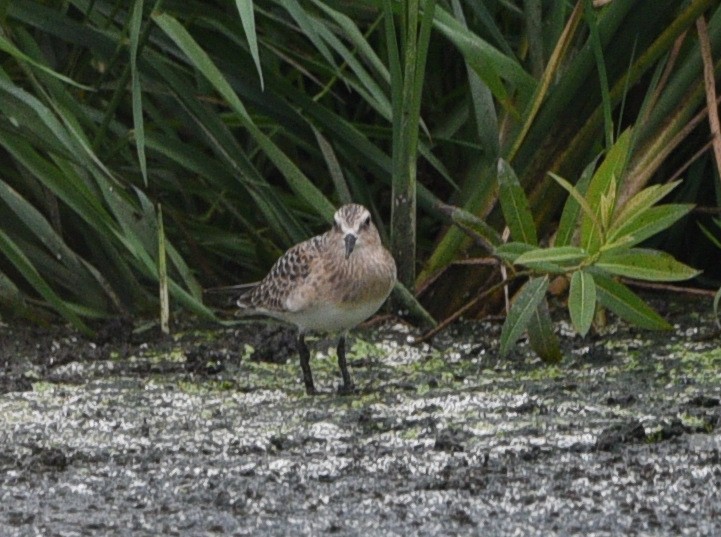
[297,333,317,395]
[336,334,355,394]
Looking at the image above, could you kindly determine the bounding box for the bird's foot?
[337,382,357,396]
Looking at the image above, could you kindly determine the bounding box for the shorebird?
[236,204,397,395]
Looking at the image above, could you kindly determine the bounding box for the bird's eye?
[333,220,341,232]
[361,216,371,229]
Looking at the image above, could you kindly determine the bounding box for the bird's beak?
[344,234,357,259]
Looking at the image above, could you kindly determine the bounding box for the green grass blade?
[0,229,93,336]
[583,0,613,148]
[281,0,338,72]
[451,0,499,161]
[130,0,147,186]
[153,12,335,220]
[235,0,264,90]
[0,33,92,90]
[312,126,352,204]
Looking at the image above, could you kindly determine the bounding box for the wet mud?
[1,297,720,536]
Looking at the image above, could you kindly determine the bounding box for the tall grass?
[0,0,719,331]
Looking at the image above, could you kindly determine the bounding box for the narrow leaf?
[580,129,632,253]
[130,0,147,186]
[445,204,502,249]
[494,241,536,264]
[0,229,93,336]
[596,248,700,282]
[528,298,562,363]
[606,204,692,248]
[500,276,549,356]
[235,0,264,90]
[548,171,602,236]
[153,12,335,219]
[452,0,499,161]
[497,159,538,245]
[594,274,670,330]
[610,180,681,233]
[0,33,92,90]
[312,126,352,204]
[569,270,596,337]
[515,246,587,267]
[554,154,598,247]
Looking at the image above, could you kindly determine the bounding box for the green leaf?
[235,0,264,90]
[555,155,598,247]
[0,33,92,90]
[312,126,352,205]
[607,204,692,248]
[0,229,93,336]
[445,204,502,249]
[451,0,499,161]
[281,0,338,72]
[500,276,549,356]
[699,222,721,250]
[432,4,536,114]
[497,159,538,245]
[569,270,596,337]
[609,180,681,233]
[594,274,670,330]
[599,175,616,232]
[130,0,147,186]
[494,241,536,264]
[527,298,562,363]
[548,171,602,237]
[596,248,700,281]
[515,246,587,268]
[153,12,336,220]
[580,129,632,253]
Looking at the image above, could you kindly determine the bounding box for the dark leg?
[336,334,355,394]
[297,333,317,395]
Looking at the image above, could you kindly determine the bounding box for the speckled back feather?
[238,233,327,312]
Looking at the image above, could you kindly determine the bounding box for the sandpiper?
[236,204,397,394]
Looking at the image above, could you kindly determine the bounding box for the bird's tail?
[203,282,258,310]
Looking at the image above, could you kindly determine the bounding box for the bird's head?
[332,204,380,259]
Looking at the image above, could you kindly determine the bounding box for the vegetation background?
[1,0,720,338]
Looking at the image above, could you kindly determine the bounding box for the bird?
[236,204,397,395]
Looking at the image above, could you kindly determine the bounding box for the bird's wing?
[241,236,323,313]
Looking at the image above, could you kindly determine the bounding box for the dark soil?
[1,296,721,536]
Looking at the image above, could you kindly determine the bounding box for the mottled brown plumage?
[237,204,396,394]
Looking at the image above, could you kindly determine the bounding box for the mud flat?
[1,297,720,536]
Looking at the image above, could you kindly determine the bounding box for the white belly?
[289,298,386,333]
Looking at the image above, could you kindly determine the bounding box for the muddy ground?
[1,296,721,536]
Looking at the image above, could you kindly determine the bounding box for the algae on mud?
[1,297,720,536]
